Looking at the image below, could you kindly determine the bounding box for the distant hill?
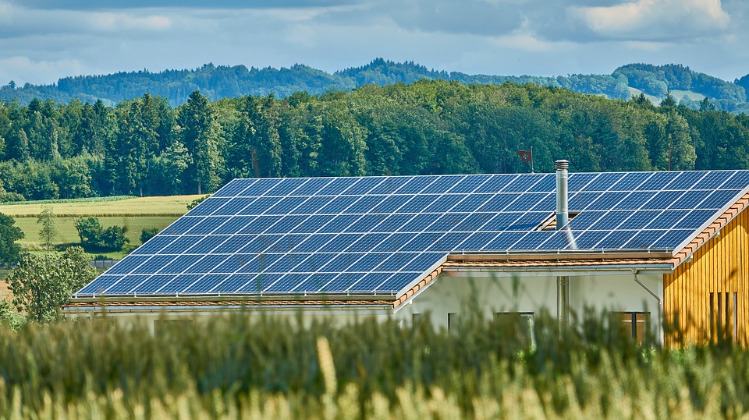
[1,59,748,112]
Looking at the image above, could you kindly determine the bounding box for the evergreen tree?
[179,91,224,193]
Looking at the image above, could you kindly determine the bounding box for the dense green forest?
[2,59,748,112]
[0,80,748,201]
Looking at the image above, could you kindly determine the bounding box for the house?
[66,162,749,345]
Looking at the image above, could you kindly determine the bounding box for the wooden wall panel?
[664,209,749,346]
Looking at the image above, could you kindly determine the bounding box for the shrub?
[100,225,128,250]
[74,216,102,245]
[73,216,129,251]
[187,194,210,210]
[140,227,159,244]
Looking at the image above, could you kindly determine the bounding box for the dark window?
[614,312,650,343]
[495,312,535,347]
[448,313,458,331]
[710,291,738,343]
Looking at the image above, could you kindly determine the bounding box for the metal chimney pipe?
[555,160,569,229]
[555,160,571,328]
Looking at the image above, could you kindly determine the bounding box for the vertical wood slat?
[663,208,748,346]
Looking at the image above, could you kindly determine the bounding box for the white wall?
[395,270,663,338]
[65,270,664,339]
[65,306,394,331]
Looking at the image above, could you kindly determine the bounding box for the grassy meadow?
[0,312,746,419]
[0,195,201,259]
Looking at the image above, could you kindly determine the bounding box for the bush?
[74,216,129,251]
[0,191,25,202]
[74,216,102,245]
[187,194,210,210]
[100,225,128,250]
[140,227,159,244]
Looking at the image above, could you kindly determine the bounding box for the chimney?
[555,160,569,229]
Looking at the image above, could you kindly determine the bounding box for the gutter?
[64,304,393,314]
[632,268,663,343]
[443,263,673,274]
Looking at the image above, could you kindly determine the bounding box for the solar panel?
[352,273,396,293]
[422,175,465,194]
[213,199,255,215]
[157,274,203,293]
[75,170,749,300]
[567,173,598,191]
[582,172,625,191]
[188,198,229,216]
[457,232,498,251]
[451,174,492,193]
[132,275,175,293]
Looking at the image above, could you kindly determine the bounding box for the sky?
[1,0,748,86]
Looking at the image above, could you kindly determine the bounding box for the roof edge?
[65,298,396,310]
[447,251,673,262]
[67,293,394,305]
[671,191,749,269]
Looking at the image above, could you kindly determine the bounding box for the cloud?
[87,12,172,32]
[8,0,354,10]
[570,0,730,41]
[0,0,746,87]
[0,2,172,37]
[0,56,87,85]
[387,0,524,37]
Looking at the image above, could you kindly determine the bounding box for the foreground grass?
[0,195,201,259]
[0,312,746,419]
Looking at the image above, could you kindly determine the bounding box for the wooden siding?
[664,208,749,346]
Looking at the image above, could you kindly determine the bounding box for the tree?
[74,216,129,251]
[37,206,57,252]
[0,295,24,330]
[140,227,159,244]
[8,246,96,322]
[74,216,102,245]
[115,94,173,196]
[179,91,224,194]
[6,129,30,162]
[0,212,23,266]
[99,226,128,251]
[317,101,367,176]
[149,140,191,195]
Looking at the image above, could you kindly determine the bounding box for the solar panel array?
[75,170,749,298]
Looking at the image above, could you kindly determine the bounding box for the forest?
[2,59,749,112]
[0,80,748,202]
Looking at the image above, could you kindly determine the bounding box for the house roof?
[71,170,749,305]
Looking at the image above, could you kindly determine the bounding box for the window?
[495,312,535,347]
[153,318,192,335]
[448,313,458,331]
[710,291,738,342]
[614,312,650,343]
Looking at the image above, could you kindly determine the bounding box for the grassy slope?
[0,195,201,259]
[0,195,202,217]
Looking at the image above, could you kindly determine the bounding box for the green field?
[670,89,707,103]
[0,195,202,259]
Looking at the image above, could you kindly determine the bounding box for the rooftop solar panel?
[75,170,749,300]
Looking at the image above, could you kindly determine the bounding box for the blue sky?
[1,0,747,85]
